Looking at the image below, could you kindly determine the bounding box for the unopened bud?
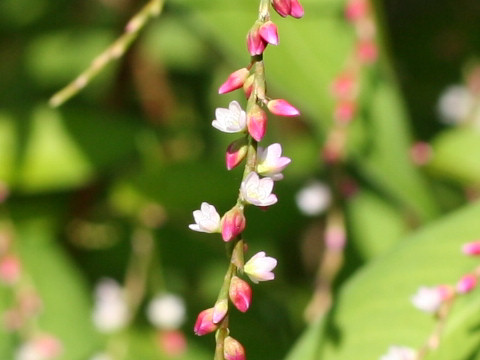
[272,0,291,17]
[194,308,218,336]
[219,68,250,95]
[259,21,279,46]
[462,241,480,256]
[247,24,266,56]
[226,138,248,171]
[229,276,252,313]
[457,274,477,294]
[213,299,228,324]
[221,206,246,242]
[224,336,246,360]
[290,0,304,18]
[356,40,378,64]
[0,255,21,284]
[247,104,268,141]
[267,99,300,117]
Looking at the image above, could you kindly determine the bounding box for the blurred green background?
[1,0,480,359]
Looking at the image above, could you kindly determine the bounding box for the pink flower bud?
[331,72,357,99]
[224,336,246,360]
[247,104,268,141]
[271,0,291,17]
[289,0,304,18]
[259,21,279,46]
[157,330,187,357]
[345,0,368,22]
[457,274,477,294]
[226,138,248,171]
[221,206,246,242]
[334,101,356,123]
[356,40,378,64]
[229,276,252,313]
[410,142,433,166]
[219,68,250,95]
[243,75,254,99]
[213,299,228,324]
[0,255,21,285]
[462,241,480,255]
[247,25,266,56]
[193,308,218,336]
[267,99,300,117]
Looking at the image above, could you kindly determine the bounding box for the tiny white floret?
[295,181,332,216]
[189,202,221,233]
[240,172,277,207]
[379,345,416,360]
[147,293,186,330]
[244,251,277,284]
[411,286,442,314]
[92,278,129,333]
[256,143,291,181]
[212,101,247,133]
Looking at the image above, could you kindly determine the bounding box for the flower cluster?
[380,239,480,359]
[189,0,303,358]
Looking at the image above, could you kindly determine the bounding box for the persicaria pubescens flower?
[226,137,249,170]
[267,99,300,117]
[411,285,451,314]
[146,293,186,330]
[221,206,246,242]
[247,103,268,141]
[219,68,250,95]
[456,273,477,294]
[224,336,246,360]
[189,202,221,234]
[229,276,252,312]
[194,308,218,336]
[256,143,291,181]
[212,101,247,133]
[259,21,279,46]
[240,172,277,207]
[244,251,277,283]
[462,240,480,256]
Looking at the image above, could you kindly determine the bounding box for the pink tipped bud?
[462,241,480,256]
[224,336,246,360]
[356,40,378,64]
[331,72,357,99]
[259,21,279,46]
[334,101,356,124]
[194,308,218,336]
[247,25,267,56]
[0,255,21,285]
[229,276,252,313]
[226,138,248,171]
[289,0,304,18]
[157,330,187,357]
[345,0,368,22]
[219,68,250,95]
[247,104,268,141]
[457,274,477,294]
[221,207,246,242]
[272,0,291,17]
[213,299,228,324]
[243,75,254,99]
[267,99,300,117]
[410,141,433,166]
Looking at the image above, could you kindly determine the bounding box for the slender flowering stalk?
[189,0,303,358]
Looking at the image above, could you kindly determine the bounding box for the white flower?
[240,172,277,207]
[380,346,416,360]
[188,202,221,233]
[147,293,186,330]
[212,101,247,133]
[256,143,291,181]
[244,251,277,284]
[15,335,62,360]
[295,181,332,216]
[411,286,443,313]
[437,85,473,125]
[92,278,129,333]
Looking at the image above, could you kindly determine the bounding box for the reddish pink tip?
[218,68,250,95]
[229,276,252,313]
[272,0,291,17]
[290,0,304,18]
[457,274,477,294]
[259,21,279,46]
[462,241,480,256]
[247,105,268,141]
[224,336,246,360]
[193,308,218,336]
[267,99,300,117]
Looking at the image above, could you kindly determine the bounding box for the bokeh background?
[1,0,480,359]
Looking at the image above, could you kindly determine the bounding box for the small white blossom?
[256,143,291,181]
[411,286,443,313]
[212,101,247,133]
[147,293,186,330]
[188,202,221,233]
[93,278,129,333]
[244,251,277,284]
[295,181,332,216]
[437,85,473,125]
[240,172,277,207]
[380,346,416,360]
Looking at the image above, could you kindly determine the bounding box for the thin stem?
[49,0,165,107]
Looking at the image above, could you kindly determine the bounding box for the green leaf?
[285,201,480,360]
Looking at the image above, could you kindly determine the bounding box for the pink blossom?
[224,336,246,360]
[271,0,291,17]
[229,276,252,312]
[221,206,246,242]
[189,202,221,233]
[247,104,268,141]
[244,251,277,284]
[356,40,378,64]
[218,68,250,95]
[457,274,477,294]
[462,241,480,256]
[267,99,300,117]
[334,101,356,123]
[259,21,279,46]
[247,25,266,56]
[240,172,277,207]
[289,0,304,18]
[194,308,218,336]
[0,254,21,284]
[226,138,248,171]
[345,0,368,22]
[256,143,291,181]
